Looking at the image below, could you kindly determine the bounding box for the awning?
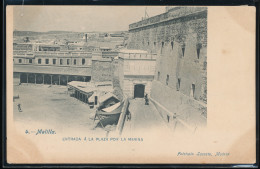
[102,102,121,113]
[98,92,118,104]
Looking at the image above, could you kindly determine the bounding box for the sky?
[13,6,166,32]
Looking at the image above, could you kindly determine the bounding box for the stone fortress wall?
[127,7,207,130]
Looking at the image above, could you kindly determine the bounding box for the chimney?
[24,37,30,42]
[85,34,88,42]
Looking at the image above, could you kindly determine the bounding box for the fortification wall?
[127,7,207,103]
[150,81,207,130]
[91,60,113,82]
[127,7,207,129]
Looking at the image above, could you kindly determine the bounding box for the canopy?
[102,102,121,113]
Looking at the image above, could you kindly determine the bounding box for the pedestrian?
[17,103,22,112]
[144,94,149,105]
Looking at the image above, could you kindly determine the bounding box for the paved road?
[13,84,103,135]
[123,98,171,135]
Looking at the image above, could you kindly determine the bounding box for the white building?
[117,49,156,98]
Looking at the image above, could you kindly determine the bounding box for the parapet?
[129,7,207,31]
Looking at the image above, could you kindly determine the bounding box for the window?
[182,44,186,57]
[196,43,202,59]
[38,59,41,64]
[157,71,160,81]
[19,59,22,63]
[45,59,49,64]
[29,59,32,63]
[67,59,70,65]
[74,59,77,65]
[95,96,98,105]
[60,59,63,65]
[82,58,85,65]
[190,84,195,98]
[161,42,164,54]
[53,59,56,65]
[177,78,181,91]
[166,74,169,85]
[154,42,156,46]
[203,61,207,70]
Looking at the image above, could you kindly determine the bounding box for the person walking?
[144,94,149,105]
[17,103,22,112]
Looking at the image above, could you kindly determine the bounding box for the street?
[123,98,171,136]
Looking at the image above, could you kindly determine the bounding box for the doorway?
[134,84,145,98]
[190,84,195,98]
[94,96,98,105]
[20,73,27,83]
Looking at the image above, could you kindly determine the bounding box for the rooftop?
[68,81,96,93]
[119,49,148,54]
[118,49,157,60]
[87,41,123,49]
[34,51,92,58]
[98,92,118,104]
[67,81,114,94]
[13,54,35,58]
[13,65,91,76]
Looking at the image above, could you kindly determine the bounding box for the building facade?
[91,53,114,82]
[117,49,156,98]
[127,7,207,130]
[13,51,92,85]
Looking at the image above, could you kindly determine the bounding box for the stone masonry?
[127,7,207,130]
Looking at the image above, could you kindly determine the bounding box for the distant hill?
[13,31,75,36]
[13,30,128,37]
[13,31,42,36]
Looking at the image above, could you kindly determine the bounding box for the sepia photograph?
[12,6,207,136]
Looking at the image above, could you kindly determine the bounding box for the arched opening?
[95,96,98,105]
[182,44,186,57]
[20,73,27,83]
[52,75,59,85]
[196,43,202,59]
[36,74,43,84]
[28,73,36,83]
[44,74,51,84]
[134,84,145,98]
[82,58,85,65]
[60,76,67,86]
[177,78,181,91]
[190,84,195,98]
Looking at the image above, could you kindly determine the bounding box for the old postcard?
[6,6,256,164]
